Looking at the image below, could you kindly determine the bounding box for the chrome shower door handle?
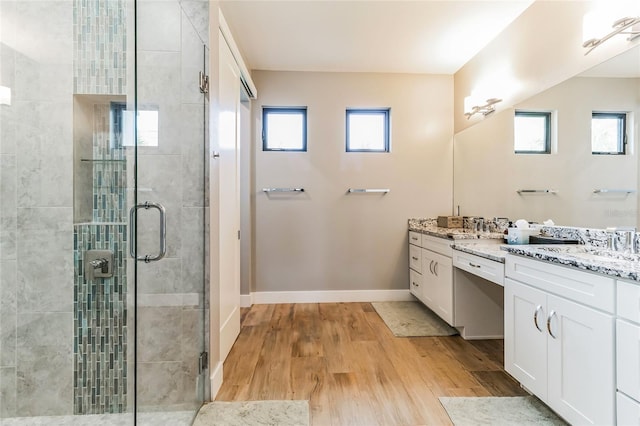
[129,201,167,263]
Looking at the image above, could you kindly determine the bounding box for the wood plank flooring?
[217,302,527,425]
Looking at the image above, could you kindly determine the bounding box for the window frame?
[591,112,627,155]
[262,106,308,152]
[514,110,552,154]
[345,108,391,153]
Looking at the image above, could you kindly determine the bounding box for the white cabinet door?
[505,278,548,399]
[422,248,454,325]
[547,294,615,426]
[421,249,437,309]
[432,251,453,325]
[618,319,640,402]
[618,392,640,426]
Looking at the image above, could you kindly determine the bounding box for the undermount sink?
[533,245,640,263]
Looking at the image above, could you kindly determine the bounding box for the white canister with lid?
[507,228,529,245]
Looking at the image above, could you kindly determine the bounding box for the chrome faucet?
[606,227,636,254]
[84,250,114,279]
[89,258,109,274]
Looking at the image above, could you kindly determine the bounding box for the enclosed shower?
[0,0,210,424]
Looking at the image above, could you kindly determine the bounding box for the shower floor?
[0,411,195,426]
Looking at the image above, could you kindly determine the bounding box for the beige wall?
[454,76,639,228]
[252,71,453,293]
[454,1,638,133]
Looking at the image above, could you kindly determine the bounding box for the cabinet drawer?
[617,319,640,401]
[453,250,504,286]
[618,279,640,324]
[617,392,640,426]
[409,269,422,297]
[422,234,452,257]
[409,244,422,272]
[409,231,422,246]
[505,254,615,313]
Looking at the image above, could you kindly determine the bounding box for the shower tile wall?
[1,0,75,417]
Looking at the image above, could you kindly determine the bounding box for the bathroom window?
[262,107,307,151]
[592,112,626,155]
[346,108,390,152]
[514,111,551,154]
[111,102,159,147]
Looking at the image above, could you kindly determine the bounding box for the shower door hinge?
[199,351,208,374]
[198,71,209,94]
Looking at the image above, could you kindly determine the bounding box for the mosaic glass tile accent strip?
[73,0,127,95]
[73,223,128,414]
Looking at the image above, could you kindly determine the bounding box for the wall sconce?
[583,15,640,55]
[0,86,11,106]
[464,96,502,120]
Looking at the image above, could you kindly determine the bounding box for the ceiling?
[219,0,534,75]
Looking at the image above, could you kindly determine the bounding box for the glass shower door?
[0,1,207,424]
[132,1,209,423]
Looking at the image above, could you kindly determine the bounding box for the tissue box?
[437,216,463,228]
[507,228,530,245]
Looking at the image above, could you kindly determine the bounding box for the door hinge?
[199,351,208,374]
[238,230,241,240]
[198,71,209,94]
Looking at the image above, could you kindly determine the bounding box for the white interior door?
[218,31,241,362]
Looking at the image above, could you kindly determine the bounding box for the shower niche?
[73,94,130,224]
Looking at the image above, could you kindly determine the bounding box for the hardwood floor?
[217,302,527,425]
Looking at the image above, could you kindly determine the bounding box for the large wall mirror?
[453,45,640,229]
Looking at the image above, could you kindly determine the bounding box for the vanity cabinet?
[408,232,423,299]
[505,255,615,426]
[407,232,454,326]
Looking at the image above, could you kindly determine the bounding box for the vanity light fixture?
[464,97,502,120]
[583,16,640,55]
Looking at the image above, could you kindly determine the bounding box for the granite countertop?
[451,241,507,263]
[501,244,640,282]
[409,223,505,241]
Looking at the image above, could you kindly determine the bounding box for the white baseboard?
[209,361,224,400]
[249,289,413,305]
[240,294,252,308]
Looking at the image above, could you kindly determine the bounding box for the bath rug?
[439,396,567,425]
[193,400,310,426]
[371,301,458,337]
